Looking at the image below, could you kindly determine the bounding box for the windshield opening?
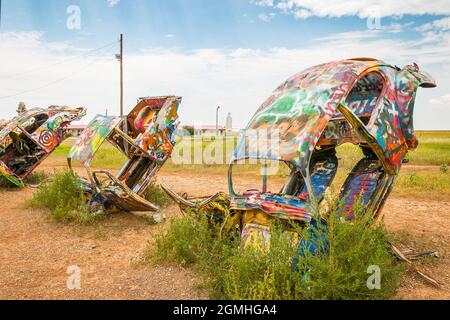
[230,159,291,196]
[345,71,385,117]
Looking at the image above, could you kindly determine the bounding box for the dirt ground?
[0,158,449,300]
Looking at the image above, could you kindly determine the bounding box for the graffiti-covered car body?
[162,58,436,244]
[0,106,86,187]
[0,120,7,130]
[68,96,181,213]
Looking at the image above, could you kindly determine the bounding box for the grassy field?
[407,131,450,165]
[55,131,450,168]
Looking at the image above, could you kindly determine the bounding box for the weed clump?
[30,170,101,225]
[25,172,49,185]
[148,212,224,266]
[148,200,404,300]
[144,183,173,208]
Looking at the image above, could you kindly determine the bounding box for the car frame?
[0,106,86,188]
[68,96,181,213]
[162,58,436,244]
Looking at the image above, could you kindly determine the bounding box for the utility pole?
[116,34,128,154]
[116,34,124,117]
[119,33,124,117]
[216,106,221,137]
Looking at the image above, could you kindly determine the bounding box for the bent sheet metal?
[162,58,436,239]
[0,106,86,187]
[68,96,181,213]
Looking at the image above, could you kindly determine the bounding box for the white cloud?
[165,34,176,38]
[107,0,120,8]
[430,94,450,105]
[294,9,312,20]
[258,13,275,22]
[255,0,450,19]
[253,0,274,7]
[417,16,450,32]
[0,30,449,129]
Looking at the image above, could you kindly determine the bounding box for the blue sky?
[1,0,440,49]
[0,0,449,129]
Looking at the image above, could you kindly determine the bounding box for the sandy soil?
[0,158,449,300]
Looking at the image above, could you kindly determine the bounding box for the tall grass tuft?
[144,183,173,208]
[148,199,404,300]
[148,212,226,266]
[30,170,101,225]
[24,171,49,185]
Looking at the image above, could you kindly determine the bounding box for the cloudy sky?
[0,0,449,129]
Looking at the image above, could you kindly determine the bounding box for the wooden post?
[117,34,128,155]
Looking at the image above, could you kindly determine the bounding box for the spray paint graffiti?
[0,106,86,187]
[162,57,436,246]
[68,96,181,213]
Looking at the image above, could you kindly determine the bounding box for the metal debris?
[392,244,440,288]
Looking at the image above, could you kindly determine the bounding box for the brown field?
[0,152,449,300]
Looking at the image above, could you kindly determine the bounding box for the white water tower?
[226,112,233,133]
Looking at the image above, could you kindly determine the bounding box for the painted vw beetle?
[162,58,436,247]
[0,106,86,187]
[68,96,181,213]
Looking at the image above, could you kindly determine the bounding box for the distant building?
[66,125,87,137]
[178,125,226,137]
[226,113,233,133]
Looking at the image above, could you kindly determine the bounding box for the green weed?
[30,170,102,225]
[148,198,404,300]
[144,182,174,208]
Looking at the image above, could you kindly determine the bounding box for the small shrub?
[144,183,173,208]
[149,212,228,266]
[440,164,448,174]
[149,199,404,300]
[293,208,404,300]
[30,170,101,225]
[24,172,49,185]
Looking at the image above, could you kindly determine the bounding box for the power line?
[0,40,118,80]
[0,44,116,100]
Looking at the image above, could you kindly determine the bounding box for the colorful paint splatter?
[230,58,436,221]
[0,106,86,187]
[68,115,122,166]
[163,58,436,255]
[68,96,181,213]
